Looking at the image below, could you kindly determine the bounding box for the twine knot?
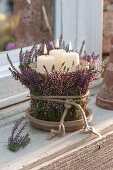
[64,100,72,110]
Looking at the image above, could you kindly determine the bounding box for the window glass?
[0,0,54,52]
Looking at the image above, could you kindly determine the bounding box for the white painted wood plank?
[0,76,29,108]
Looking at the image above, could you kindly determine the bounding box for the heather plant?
[8,117,30,152]
[7,42,96,122]
[80,52,101,79]
[79,41,101,79]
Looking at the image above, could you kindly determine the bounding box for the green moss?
[31,96,88,122]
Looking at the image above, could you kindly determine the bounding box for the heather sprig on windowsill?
[8,117,30,152]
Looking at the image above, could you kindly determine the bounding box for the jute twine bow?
[31,91,101,139]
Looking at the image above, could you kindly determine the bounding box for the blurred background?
[0,0,112,59]
[0,0,54,51]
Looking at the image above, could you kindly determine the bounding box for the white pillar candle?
[37,45,55,74]
[49,39,66,71]
[61,52,79,70]
[61,42,79,70]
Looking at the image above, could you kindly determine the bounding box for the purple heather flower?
[7,40,98,122]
